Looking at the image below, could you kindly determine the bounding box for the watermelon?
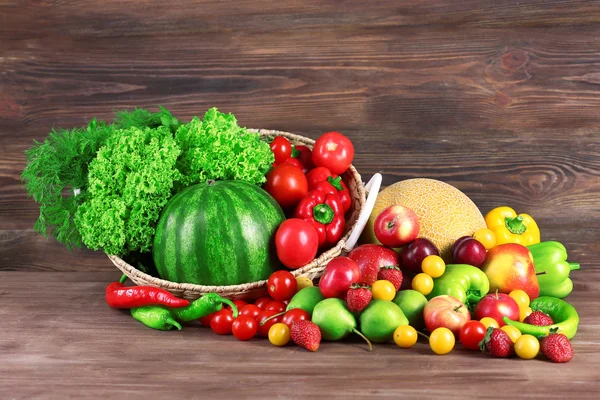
[153,180,285,286]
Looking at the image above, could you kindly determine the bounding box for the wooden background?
[1,1,599,398]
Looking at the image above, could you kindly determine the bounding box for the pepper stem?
[569,262,581,271]
[260,311,286,326]
[352,328,373,352]
[313,204,335,224]
[119,274,128,284]
[505,215,527,235]
[327,176,344,191]
[219,298,239,318]
[167,318,183,331]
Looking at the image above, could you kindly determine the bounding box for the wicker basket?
[109,129,382,300]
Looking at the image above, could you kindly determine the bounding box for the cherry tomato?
[421,255,446,278]
[296,276,314,290]
[210,309,234,335]
[295,145,314,172]
[480,317,499,329]
[268,323,291,346]
[199,312,217,327]
[239,304,262,319]
[473,228,496,250]
[412,273,434,296]
[275,218,319,269]
[312,132,354,175]
[520,306,533,322]
[270,136,293,165]
[267,270,298,301]
[265,300,287,313]
[306,167,333,190]
[429,327,455,355]
[253,296,272,310]
[256,310,282,337]
[372,280,396,301]
[509,290,530,310]
[283,157,304,170]
[232,315,258,341]
[225,300,248,312]
[459,321,487,350]
[264,164,308,209]
[501,325,522,343]
[281,308,310,327]
[515,334,540,360]
[394,325,418,348]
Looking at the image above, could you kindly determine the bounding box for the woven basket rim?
[109,128,366,298]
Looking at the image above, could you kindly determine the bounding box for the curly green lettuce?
[74,126,181,255]
[175,107,274,188]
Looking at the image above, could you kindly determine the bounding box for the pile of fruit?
[24,107,580,363]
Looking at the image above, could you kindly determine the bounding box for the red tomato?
[210,309,234,335]
[270,136,293,165]
[265,300,287,313]
[199,312,217,327]
[319,256,361,299]
[239,304,262,320]
[295,145,315,171]
[225,300,248,312]
[459,320,487,350]
[281,309,310,327]
[312,132,354,175]
[306,167,333,190]
[253,296,273,310]
[264,164,308,209]
[275,219,319,269]
[256,310,282,337]
[283,157,304,171]
[267,271,298,301]
[232,315,258,341]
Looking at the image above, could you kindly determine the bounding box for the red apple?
[424,295,471,335]
[453,238,487,267]
[348,244,400,285]
[374,205,420,248]
[474,292,520,327]
[400,238,439,274]
[319,257,361,299]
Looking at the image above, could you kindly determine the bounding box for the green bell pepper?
[527,241,580,298]
[427,264,490,308]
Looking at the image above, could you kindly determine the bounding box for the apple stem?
[352,328,373,352]
[535,271,548,276]
[453,305,463,312]
[495,289,499,300]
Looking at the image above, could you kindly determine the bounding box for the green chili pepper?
[527,241,580,298]
[504,296,579,339]
[170,293,238,323]
[131,306,182,331]
[427,264,490,309]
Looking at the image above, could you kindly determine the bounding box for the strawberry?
[377,266,403,291]
[541,333,573,363]
[346,284,372,313]
[290,320,321,352]
[524,311,554,326]
[480,327,514,358]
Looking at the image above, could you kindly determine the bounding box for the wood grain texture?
[1,1,600,398]
[0,270,599,399]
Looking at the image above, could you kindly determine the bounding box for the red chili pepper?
[306,167,351,213]
[294,190,346,248]
[105,275,190,309]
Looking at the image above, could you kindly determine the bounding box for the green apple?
[393,290,428,329]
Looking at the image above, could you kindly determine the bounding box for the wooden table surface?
[2,1,600,398]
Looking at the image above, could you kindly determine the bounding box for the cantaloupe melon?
[362,178,486,261]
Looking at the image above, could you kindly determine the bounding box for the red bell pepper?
[306,167,351,213]
[294,190,346,248]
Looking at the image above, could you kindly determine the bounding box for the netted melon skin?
[363,178,486,261]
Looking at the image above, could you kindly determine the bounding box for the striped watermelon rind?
[153,180,285,286]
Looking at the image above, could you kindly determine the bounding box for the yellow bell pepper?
[485,206,540,246]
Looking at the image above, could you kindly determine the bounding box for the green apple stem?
[352,328,373,352]
[259,311,286,326]
[535,271,548,276]
[416,331,430,340]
